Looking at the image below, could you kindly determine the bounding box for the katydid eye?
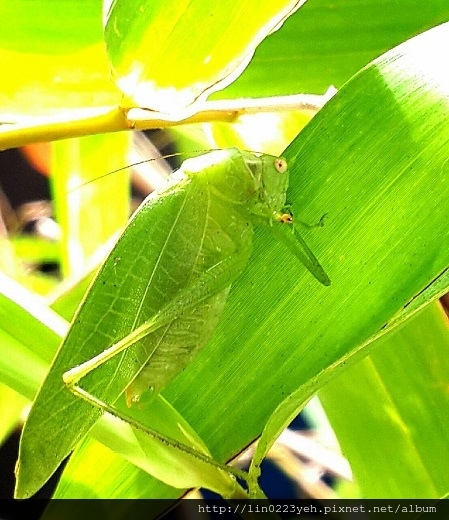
[274,157,287,173]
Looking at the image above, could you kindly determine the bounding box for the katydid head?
[68,147,291,227]
[244,153,289,221]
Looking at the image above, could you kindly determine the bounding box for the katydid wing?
[16,147,330,496]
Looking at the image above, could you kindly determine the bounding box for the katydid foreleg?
[270,219,331,286]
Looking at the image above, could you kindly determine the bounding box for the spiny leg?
[69,382,249,484]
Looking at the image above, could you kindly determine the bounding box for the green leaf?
[11,237,59,265]
[217,0,449,98]
[105,0,306,114]
[0,0,101,54]
[319,302,449,498]
[0,269,240,498]
[167,21,449,497]
[0,272,67,367]
[248,20,449,478]
[85,397,242,497]
[14,20,449,501]
[0,0,120,117]
[0,384,28,445]
[1,0,447,145]
[51,436,176,500]
[51,133,131,277]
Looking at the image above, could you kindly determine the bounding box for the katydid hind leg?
[69,382,250,486]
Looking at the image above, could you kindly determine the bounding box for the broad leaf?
[34,22,449,500]
[320,302,449,498]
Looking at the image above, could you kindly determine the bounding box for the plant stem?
[0,90,336,150]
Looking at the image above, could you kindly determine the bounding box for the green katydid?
[16,147,330,499]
